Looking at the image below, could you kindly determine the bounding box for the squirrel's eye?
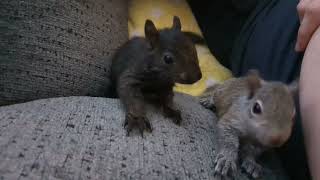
[163,54,173,64]
[252,101,262,115]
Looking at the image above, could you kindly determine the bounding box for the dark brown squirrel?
[199,70,298,179]
[110,16,202,136]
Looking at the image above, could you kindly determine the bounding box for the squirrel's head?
[244,70,298,148]
[144,16,202,84]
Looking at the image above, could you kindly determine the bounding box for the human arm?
[296,1,320,178]
[299,27,320,180]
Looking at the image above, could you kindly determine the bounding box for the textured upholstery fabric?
[0,0,128,105]
[0,94,288,179]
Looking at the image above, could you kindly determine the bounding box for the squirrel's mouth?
[176,71,202,84]
[261,131,291,148]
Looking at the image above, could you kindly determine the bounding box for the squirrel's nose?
[269,136,283,147]
[269,134,289,147]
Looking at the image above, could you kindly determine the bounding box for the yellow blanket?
[128,0,232,96]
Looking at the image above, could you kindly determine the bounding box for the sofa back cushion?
[0,0,128,105]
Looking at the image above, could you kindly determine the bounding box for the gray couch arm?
[0,94,288,179]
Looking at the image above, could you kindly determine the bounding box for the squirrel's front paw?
[241,158,262,179]
[199,96,215,110]
[214,151,237,177]
[123,114,152,137]
[163,107,182,125]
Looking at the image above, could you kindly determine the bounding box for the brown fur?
[199,70,298,179]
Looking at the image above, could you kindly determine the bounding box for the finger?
[296,14,320,51]
[297,0,311,21]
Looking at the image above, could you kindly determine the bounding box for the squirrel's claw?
[139,118,153,138]
[144,119,153,132]
[241,158,262,179]
[123,118,128,128]
[124,114,152,137]
[214,151,237,177]
[139,128,144,138]
[199,96,216,111]
[163,106,182,125]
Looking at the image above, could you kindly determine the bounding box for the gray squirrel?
[110,16,202,136]
[199,70,297,179]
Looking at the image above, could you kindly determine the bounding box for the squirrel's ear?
[172,16,181,31]
[288,79,299,97]
[145,19,159,47]
[246,69,262,99]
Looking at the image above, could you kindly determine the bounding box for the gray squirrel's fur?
[199,70,298,179]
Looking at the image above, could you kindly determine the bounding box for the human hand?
[295,0,320,52]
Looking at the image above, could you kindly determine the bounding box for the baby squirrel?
[111,16,202,136]
[199,70,297,179]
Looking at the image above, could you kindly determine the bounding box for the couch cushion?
[0,0,128,106]
[0,94,288,179]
